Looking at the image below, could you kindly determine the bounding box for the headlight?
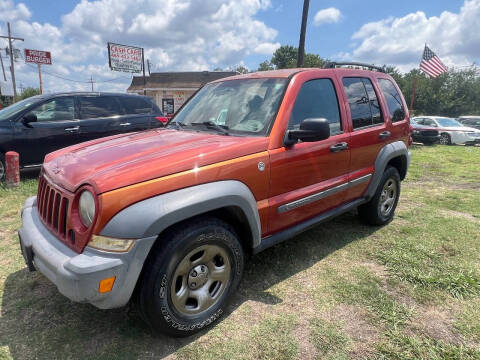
[88,235,134,252]
[79,190,96,227]
[413,130,420,134]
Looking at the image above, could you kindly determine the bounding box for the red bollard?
[5,151,20,188]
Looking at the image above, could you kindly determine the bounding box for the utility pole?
[88,75,95,91]
[37,64,43,94]
[0,23,24,102]
[0,52,6,82]
[141,48,146,95]
[147,59,151,76]
[297,0,310,67]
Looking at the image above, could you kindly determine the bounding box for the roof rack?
[323,62,385,73]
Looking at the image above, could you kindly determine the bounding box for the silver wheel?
[0,160,4,180]
[379,178,397,217]
[170,244,231,317]
[440,133,450,145]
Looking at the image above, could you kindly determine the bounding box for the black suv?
[0,92,165,179]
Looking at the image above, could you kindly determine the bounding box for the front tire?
[136,217,244,337]
[358,166,401,226]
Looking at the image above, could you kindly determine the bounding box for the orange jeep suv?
[19,63,411,336]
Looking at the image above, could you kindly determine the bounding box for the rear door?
[338,76,389,202]
[118,96,162,131]
[12,96,78,165]
[268,76,351,234]
[77,95,126,143]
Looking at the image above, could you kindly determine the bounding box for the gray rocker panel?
[100,180,262,247]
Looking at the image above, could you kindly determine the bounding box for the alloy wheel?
[379,178,397,217]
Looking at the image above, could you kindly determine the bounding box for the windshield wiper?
[190,121,230,135]
[166,121,186,130]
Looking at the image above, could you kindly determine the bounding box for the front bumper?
[18,197,156,309]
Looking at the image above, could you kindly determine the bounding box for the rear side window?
[79,96,124,119]
[342,77,383,130]
[121,96,154,115]
[378,79,405,122]
[288,79,342,135]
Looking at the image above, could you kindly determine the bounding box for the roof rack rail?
[323,62,385,73]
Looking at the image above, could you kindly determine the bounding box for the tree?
[19,87,41,100]
[271,45,298,69]
[258,60,274,71]
[234,65,249,74]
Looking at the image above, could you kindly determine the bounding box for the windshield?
[171,78,288,136]
[436,117,462,127]
[0,97,41,121]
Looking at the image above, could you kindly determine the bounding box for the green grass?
[1,145,480,359]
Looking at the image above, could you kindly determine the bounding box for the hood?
[43,129,269,193]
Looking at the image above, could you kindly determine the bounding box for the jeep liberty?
[19,63,411,336]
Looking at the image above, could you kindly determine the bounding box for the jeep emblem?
[258,162,265,171]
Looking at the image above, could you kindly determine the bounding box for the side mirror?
[285,118,330,146]
[22,112,37,127]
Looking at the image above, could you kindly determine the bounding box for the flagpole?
[409,77,417,115]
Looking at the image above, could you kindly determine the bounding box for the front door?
[268,77,351,234]
[13,96,78,166]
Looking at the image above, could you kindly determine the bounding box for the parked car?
[410,118,440,144]
[0,92,166,179]
[458,116,480,130]
[19,64,411,336]
[411,116,480,145]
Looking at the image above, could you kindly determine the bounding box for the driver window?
[424,119,437,127]
[288,79,342,135]
[31,97,75,122]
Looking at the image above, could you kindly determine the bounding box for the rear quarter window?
[378,78,405,122]
[121,96,154,115]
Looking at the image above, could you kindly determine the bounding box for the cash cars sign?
[108,42,143,73]
[25,49,52,65]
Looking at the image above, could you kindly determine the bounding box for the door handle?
[64,126,79,132]
[330,142,348,153]
[379,131,391,140]
[119,122,131,126]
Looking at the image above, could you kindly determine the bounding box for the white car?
[411,116,480,145]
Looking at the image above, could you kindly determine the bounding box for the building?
[127,71,237,116]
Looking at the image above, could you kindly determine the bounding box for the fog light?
[99,276,116,293]
[88,235,134,252]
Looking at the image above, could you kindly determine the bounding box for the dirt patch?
[410,306,466,345]
[293,318,317,360]
[327,304,379,358]
[439,209,480,224]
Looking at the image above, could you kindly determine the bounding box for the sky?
[0,0,479,95]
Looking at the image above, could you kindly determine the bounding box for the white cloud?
[343,0,480,72]
[313,7,341,26]
[0,0,280,94]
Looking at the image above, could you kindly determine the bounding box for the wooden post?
[142,48,146,96]
[409,78,417,115]
[38,63,43,94]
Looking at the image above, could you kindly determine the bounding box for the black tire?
[358,166,401,226]
[0,153,5,181]
[136,217,244,337]
[440,133,452,145]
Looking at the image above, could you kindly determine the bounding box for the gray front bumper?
[18,196,156,309]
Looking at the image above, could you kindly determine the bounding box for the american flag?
[419,45,447,78]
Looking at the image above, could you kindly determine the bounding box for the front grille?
[37,175,71,241]
[420,130,438,136]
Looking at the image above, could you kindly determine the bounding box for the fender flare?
[364,141,410,200]
[100,180,262,247]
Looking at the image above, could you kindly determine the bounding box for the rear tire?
[440,133,452,145]
[358,166,401,226]
[136,217,244,337]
